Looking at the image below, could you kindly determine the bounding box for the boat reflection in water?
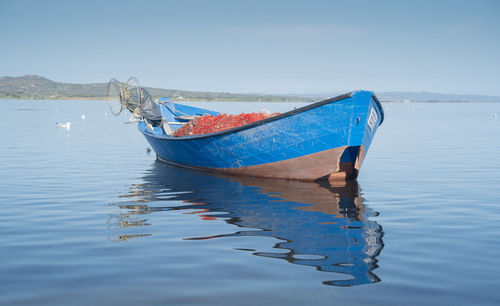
[109,162,384,287]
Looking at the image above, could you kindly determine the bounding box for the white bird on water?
[56,122,71,130]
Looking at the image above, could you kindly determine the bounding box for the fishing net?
[107,78,124,116]
[107,77,162,124]
[107,77,142,115]
[124,77,142,113]
[173,112,280,137]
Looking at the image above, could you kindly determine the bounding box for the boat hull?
[140,91,383,181]
[158,145,363,181]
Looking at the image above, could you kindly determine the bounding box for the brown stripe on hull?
[159,145,364,182]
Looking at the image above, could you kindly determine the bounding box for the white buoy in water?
[56,122,71,130]
[81,114,86,120]
[494,113,498,118]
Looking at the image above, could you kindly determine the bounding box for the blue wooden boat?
[135,90,383,182]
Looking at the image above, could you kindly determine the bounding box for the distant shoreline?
[0,75,314,103]
[1,97,499,103]
[0,96,311,102]
[2,75,500,103]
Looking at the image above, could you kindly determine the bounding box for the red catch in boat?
[173,112,280,137]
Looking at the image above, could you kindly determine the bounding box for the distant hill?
[0,75,314,102]
[1,75,498,102]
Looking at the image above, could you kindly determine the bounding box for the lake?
[1,99,499,305]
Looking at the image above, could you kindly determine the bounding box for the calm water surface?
[1,100,499,305]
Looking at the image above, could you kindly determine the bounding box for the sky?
[1,0,499,96]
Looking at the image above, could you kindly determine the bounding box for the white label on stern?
[368,107,378,132]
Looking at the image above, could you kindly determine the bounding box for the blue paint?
[139,91,384,171]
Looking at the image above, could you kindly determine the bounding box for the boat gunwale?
[143,91,383,141]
